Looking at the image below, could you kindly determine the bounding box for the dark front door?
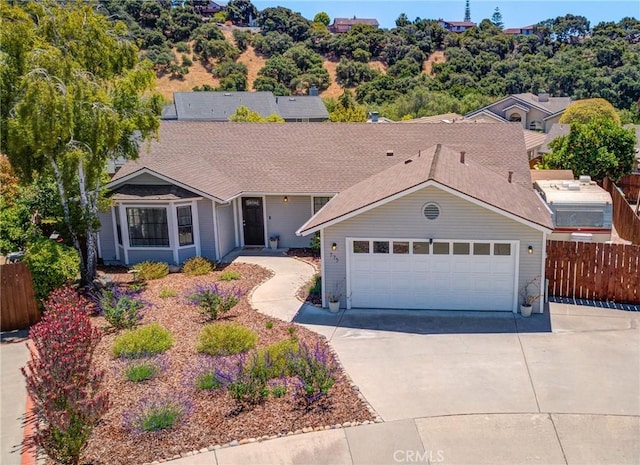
[242,197,264,245]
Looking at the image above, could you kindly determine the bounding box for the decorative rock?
[302,427,312,433]
[324,425,331,430]
[375,417,383,423]
[314,426,324,431]
[213,445,222,450]
[200,448,209,453]
[362,420,370,425]
[248,438,257,443]
[294,429,302,434]
[229,440,239,446]
[287,431,294,436]
[342,422,351,427]
[352,385,359,391]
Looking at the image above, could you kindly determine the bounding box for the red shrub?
[21,286,109,465]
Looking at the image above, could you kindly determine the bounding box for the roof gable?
[297,144,553,235]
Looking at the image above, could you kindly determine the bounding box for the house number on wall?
[329,252,339,263]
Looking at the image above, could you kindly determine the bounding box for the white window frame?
[114,200,200,265]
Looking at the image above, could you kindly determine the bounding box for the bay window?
[126,207,169,247]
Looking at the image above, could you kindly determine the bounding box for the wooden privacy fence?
[546,240,640,304]
[0,262,40,331]
[602,178,640,244]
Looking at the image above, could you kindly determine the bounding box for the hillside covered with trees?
[20,0,640,123]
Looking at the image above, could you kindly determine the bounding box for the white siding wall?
[266,195,313,248]
[198,199,216,261]
[216,203,236,258]
[98,211,117,263]
[322,186,546,312]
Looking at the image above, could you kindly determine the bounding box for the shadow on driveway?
[294,305,552,335]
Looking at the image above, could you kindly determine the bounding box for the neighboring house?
[465,93,572,133]
[534,178,612,242]
[530,169,575,183]
[437,20,476,32]
[328,17,379,33]
[100,122,552,314]
[193,1,224,17]
[503,25,535,36]
[161,91,329,122]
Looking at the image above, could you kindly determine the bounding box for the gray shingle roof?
[275,96,329,120]
[163,92,328,122]
[298,144,553,234]
[172,91,280,121]
[512,93,572,114]
[111,121,532,202]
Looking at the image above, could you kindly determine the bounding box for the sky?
[251,0,640,29]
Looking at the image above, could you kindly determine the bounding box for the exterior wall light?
[528,245,533,254]
[283,196,288,203]
[332,242,337,251]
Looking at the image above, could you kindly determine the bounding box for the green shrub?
[181,54,192,67]
[124,359,164,383]
[23,237,80,307]
[112,323,173,358]
[271,384,287,398]
[219,270,241,281]
[127,395,190,432]
[195,372,222,391]
[92,286,145,329]
[175,42,190,53]
[196,323,257,356]
[187,283,241,320]
[255,339,300,378]
[308,275,321,294]
[182,256,214,276]
[159,287,177,298]
[265,320,274,330]
[134,261,169,280]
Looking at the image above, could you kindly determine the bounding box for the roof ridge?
[428,143,442,179]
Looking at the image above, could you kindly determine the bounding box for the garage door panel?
[349,239,516,311]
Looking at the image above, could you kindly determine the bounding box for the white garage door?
[348,239,518,311]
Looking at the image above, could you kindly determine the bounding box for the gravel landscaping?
[76,262,372,465]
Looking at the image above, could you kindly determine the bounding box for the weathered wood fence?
[602,178,640,244]
[0,262,40,331]
[546,240,640,304]
[617,174,640,203]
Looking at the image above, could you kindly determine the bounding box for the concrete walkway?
[168,255,639,465]
[1,332,30,465]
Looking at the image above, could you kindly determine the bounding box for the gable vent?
[423,203,440,220]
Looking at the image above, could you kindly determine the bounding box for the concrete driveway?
[294,303,640,464]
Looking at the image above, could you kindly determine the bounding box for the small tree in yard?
[2,1,162,285]
[541,117,636,182]
[22,286,109,465]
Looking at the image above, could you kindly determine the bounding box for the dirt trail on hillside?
[155,47,220,102]
[321,60,344,99]
[423,50,446,76]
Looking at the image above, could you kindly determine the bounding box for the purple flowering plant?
[90,285,147,329]
[186,283,242,320]
[124,393,192,434]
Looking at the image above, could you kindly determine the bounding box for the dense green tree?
[253,31,294,56]
[491,8,504,29]
[253,76,290,95]
[229,105,284,122]
[327,90,367,122]
[313,12,330,27]
[2,1,161,283]
[283,44,323,72]
[226,0,258,25]
[258,7,311,42]
[542,118,636,181]
[560,98,621,125]
[335,59,379,87]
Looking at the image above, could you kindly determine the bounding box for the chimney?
[508,171,513,183]
[308,85,319,96]
[460,151,466,163]
[538,91,549,102]
[370,111,379,123]
[386,150,394,157]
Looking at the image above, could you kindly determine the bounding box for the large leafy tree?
[560,98,621,125]
[2,1,161,284]
[541,118,636,182]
